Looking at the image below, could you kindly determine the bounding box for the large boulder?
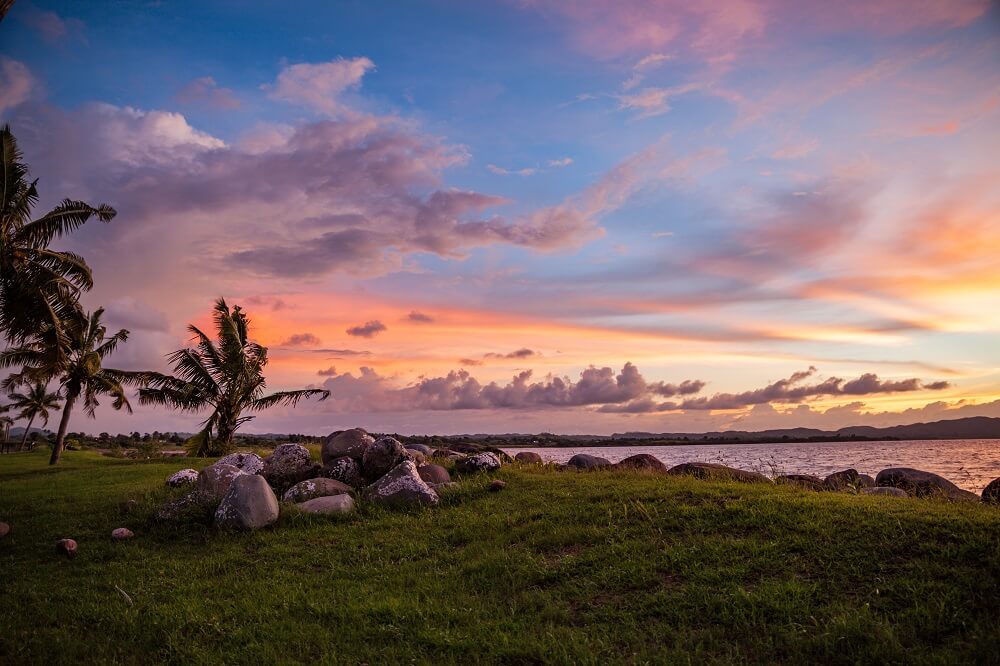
[822,469,861,491]
[875,468,978,501]
[197,463,242,500]
[364,460,439,507]
[362,436,408,480]
[166,468,198,487]
[214,475,280,530]
[982,477,1000,505]
[861,486,908,498]
[776,474,824,490]
[566,453,611,470]
[455,452,502,475]
[262,443,319,492]
[215,452,264,475]
[321,456,364,488]
[282,478,353,504]
[615,453,667,473]
[417,463,452,485]
[322,428,374,465]
[666,462,770,484]
[514,451,543,464]
[298,494,355,515]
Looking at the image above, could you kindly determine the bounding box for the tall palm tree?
[1,309,144,465]
[0,125,116,352]
[7,381,61,450]
[138,298,329,456]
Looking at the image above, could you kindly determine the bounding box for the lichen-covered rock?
[216,451,264,475]
[321,456,364,488]
[417,463,451,485]
[56,538,77,558]
[156,491,217,522]
[875,468,978,501]
[514,451,543,464]
[455,452,502,475]
[615,453,667,473]
[861,487,908,498]
[362,436,407,480]
[111,527,134,540]
[776,474,824,490]
[322,428,374,464]
[262,443,319,492]
[566,453,611,470]
[666,462,770,484]
[166,468,199,487]
[364,461,439,507]
[214,475,279,530]
[282,478,353,504]
[982,477,1000,505]
[298,494,355,515]
[197,463,242,500]
[822,469,861,491]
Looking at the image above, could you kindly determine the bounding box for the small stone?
[111,527,134,540]
[0,522,10,538]
[166,468,199,487]
[489,479,507,492]
[56,538,77,558]
[298,494,355,515]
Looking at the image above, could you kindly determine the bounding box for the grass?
[1,448,999,664]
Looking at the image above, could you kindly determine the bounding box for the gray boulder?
[215,452,264,475]
[298,494,355,515]
[861,486,908,498]
[282,477,353,503]
[514,451,543,464]
[615,453,667,473]
[776,474,824,490]
[215,475,280,530]
[263,443,319,492]
[362,436,407,480]
[566,453,611,470]
[321,456,364,487]
[455,452,502,474]
[405,443,433,456]
[166,468,199,487]
[417,463,451,485]
[197,463,242,500]
[322,428,374,465]
[364,460,439,507]
[876,468,978,501]
[982,477,1000,505]
[666,462,770,484]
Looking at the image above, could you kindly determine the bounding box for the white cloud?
[268,57,375,116]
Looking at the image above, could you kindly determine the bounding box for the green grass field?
[1,448,999,664]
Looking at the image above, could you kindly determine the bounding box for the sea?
[502,439,1000,493]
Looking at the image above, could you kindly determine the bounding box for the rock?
[119,498,139,514]
[514,451,544,464]
[197,463,242,501]
[861,487,908,498]
[822,469,861,491]
[0,522,9,538]
[404,450,427,465]
[875,468,979,502]
[455,452,502,474]
[111,527,134,540]
[857,474,876,488]
[489,479,507,492]
[298,494,355,515]
[321,456,364,487]
[282,478,353,504]
[405,443,433,456]
[262,443,319,492]
[776,474,824,490]
[432,448,464,460]
[566,453,611,470]
[214,474,280,530]
[362,436,408,480]
[56,538,77,558]
[166,468,199,487]
[215,451,264,475]
[156,491,216,522]
[431,481,459,492]
[322,428,374,465]
[982,477,1000,505]
[364,460,439,507]
[417,463,451,485]
[666,462,770,484]
[615,453,667,473]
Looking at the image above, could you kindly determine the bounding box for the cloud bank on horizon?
[0,0,997,435]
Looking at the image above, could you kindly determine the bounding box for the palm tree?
[0,125,116,352]
[1,309,144,465]
[7,381,61,450]
[138,298,330,456]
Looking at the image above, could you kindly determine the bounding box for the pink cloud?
[175,77,241,110]
[268,57,375,116]
[0,58,36,114]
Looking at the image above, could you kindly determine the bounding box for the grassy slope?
[1,449,999,665]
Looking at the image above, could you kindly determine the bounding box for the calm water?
[503,439,1000,493]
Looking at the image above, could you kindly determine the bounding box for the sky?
[1,0,999,436]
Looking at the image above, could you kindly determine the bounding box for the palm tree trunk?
[49,394,76,466]
[19,414,35,451]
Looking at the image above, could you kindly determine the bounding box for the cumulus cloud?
[407,311,434,323]
[279,332,322,346]
[0,58,36,114]
[346,320,387,338]
[268,57,375,116]
[176,77,241,109]
[317,366,339,376]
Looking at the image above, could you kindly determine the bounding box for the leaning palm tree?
[1,309,144,465]
[7,381,61,450]
[138,298,330,456]
[0,125,116,352]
